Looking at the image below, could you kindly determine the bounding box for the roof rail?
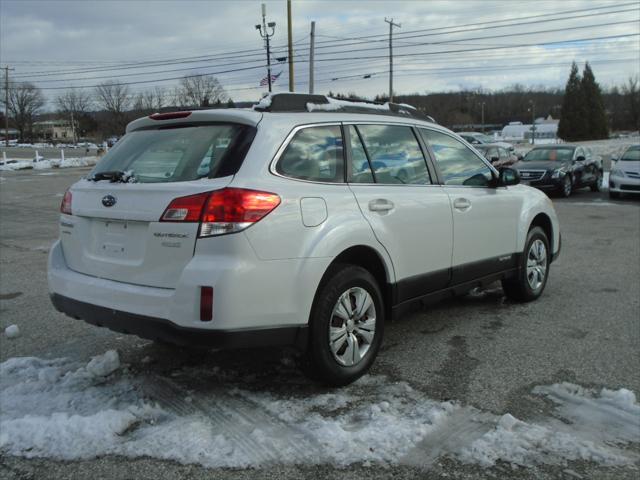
[253,93,436,123]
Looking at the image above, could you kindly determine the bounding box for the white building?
[501,116,559,143]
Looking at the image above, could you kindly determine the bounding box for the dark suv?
[514,145,603,197]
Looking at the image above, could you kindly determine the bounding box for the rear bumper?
[51,293,308,349]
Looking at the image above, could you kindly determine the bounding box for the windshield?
[90,124,254,183]
[523,148,574,162]
[620,146,640,161]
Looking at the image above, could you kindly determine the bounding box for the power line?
[11,3,638,79]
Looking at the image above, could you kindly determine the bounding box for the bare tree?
[175,75,227,107]
[95,81,132,133]
[133,87,166,113]
[56,90,93,143]
[2,82,46,142]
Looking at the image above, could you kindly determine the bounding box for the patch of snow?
[4,324,20,338]
[307,97,391,112]
[0,355,638,469]
[253,93,273,110]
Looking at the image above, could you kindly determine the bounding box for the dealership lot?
[0,166,638,479]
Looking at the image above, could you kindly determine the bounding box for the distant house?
[33,120,74,141]
[501,116,559,142]
[0,128,19,142]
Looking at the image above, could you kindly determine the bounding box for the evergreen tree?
[581,62,609,139]
[558,62,588,141]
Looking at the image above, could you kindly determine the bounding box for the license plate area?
[89,219,147,262]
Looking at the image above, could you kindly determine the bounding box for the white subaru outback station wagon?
[49,94,561,386]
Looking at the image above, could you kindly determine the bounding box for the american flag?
[260,71,282,86]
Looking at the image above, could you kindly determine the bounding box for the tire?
[609,191,620,199]
[559,175,572,198]
[590,171,602,192]
[301,264,384,386]
[502,226,550,302]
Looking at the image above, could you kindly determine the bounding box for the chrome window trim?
[268,119,437,185]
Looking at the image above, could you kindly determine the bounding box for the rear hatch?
[60,120,257,289]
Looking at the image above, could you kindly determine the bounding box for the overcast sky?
[1,0,638,109]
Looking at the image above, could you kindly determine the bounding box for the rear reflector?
[149,111,192,120]
[160,188,281,237]
[200,286,213,321]
[60,189,72,215]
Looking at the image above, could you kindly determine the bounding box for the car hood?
[514,160,569,170]
[614,160,640,173]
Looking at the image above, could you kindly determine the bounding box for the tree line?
[1,68,639,143]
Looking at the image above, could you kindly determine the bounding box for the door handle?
[368,199,394,212]
[453,198,471,211]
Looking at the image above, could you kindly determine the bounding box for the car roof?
[530,145,577,149]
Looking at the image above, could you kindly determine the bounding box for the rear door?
[419,128,522,284]
[60,123,252,289]
[346,124,453,302]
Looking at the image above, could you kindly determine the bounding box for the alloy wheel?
[328,287,376,367]
[526,239,547,291]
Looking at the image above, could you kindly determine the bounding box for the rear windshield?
[523,148,574,162]
[620,146,640,161]
[90,124,255,183]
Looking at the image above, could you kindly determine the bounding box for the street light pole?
[256,4,276,93]
[3,65,15,148]
[529,100,536,145]
[287,0,294,92]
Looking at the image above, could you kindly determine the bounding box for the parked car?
[458,131,514,152]
[514,145,603,197]
[475,144,518,167]
[48,94,561,386]
[609,144,640,198]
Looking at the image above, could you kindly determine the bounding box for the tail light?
[60,189,72,215]
[160,188,281,237]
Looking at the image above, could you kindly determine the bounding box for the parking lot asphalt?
[0,167,639,479]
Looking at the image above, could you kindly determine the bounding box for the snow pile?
[0,156,98,171]
[458,383,640,467]
[4,325,20,339]
[253,93,273,110]
[0,351,162,460]
[0,354,638,469]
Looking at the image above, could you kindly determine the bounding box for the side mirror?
[575,155,585,162]
[498,167,520,186]
[490,156,499,164]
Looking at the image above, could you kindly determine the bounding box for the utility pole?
[309,21,316,94]
[384,18,401,103]
[256,4,276,93]
[70,111,76,145]
[3,65,15,148]
[287,0,294,92]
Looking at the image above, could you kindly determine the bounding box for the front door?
[419,128,522,284]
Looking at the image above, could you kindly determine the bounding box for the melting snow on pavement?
[0,351,638,469]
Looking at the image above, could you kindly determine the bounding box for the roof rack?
[253,93,436,123]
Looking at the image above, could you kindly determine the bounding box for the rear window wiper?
[88,170,136,183]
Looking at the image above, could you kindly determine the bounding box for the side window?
[420,129,493,187]
[575,147,584,160]
[348,126,374,183]
[276,125,344,182]
[499,148,509,161]
[356,125,431,185]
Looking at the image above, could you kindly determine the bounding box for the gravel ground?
[0,167,639,479]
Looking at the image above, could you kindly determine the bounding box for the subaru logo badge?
[102,195,117,207]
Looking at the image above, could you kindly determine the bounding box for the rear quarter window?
[276,125,345,182]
